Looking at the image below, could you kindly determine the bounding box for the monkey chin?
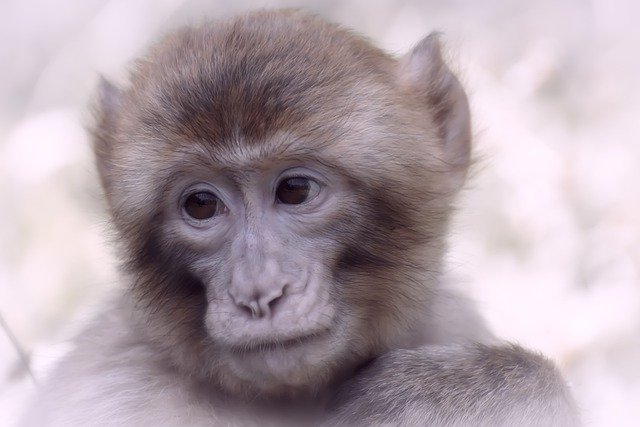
[218,332,351,398]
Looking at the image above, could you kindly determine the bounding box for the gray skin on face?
[22,9,579,427]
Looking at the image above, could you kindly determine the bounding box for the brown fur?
[24,9,578,426]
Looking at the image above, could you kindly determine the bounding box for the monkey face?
[163,152,351,390]
[93,11,471,397]
[137,124,435,394]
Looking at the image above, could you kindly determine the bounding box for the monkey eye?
[276,177,320,205]
[183,191,225,220]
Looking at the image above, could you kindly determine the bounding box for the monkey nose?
[228,287,285,319]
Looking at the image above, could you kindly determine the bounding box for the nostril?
[238,301,261,318]
[273,284,290,308]
[267,293,283,311]
[229,290,263,318]
[260,285,287,317]
[238,304,254,318]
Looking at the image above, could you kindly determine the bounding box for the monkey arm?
[325,344,579,426]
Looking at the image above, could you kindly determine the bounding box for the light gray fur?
[22,10,579,427]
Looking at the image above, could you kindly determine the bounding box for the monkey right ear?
[93,77,123,197]
[398,33,471,187]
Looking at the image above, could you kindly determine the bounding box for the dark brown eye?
[183,192,223,220]
[276,177,320,205]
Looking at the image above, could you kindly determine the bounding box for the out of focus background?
[1,0,638,425]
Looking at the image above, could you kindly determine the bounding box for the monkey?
[22,9,578,426]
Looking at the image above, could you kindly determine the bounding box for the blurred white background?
[1,0,639,425]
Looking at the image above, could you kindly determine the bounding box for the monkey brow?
[170,132,338,167]
[156,142,361,194]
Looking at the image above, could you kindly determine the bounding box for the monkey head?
[93,10,471,398]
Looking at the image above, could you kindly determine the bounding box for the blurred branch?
[0,313,36,384]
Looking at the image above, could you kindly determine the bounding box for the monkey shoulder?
[21,302,221,426]
[326,343,579,426]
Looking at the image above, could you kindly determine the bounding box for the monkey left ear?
[93,77,123,201]
[398,33,471,187]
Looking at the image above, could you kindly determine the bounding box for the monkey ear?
[399,33,471,187]
[93,77,123,198]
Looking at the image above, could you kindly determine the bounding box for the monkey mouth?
[227,330,330,354]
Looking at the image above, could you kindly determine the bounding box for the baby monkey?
[25,9,578,426]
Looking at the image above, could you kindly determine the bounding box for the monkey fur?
[24,10,578,426]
